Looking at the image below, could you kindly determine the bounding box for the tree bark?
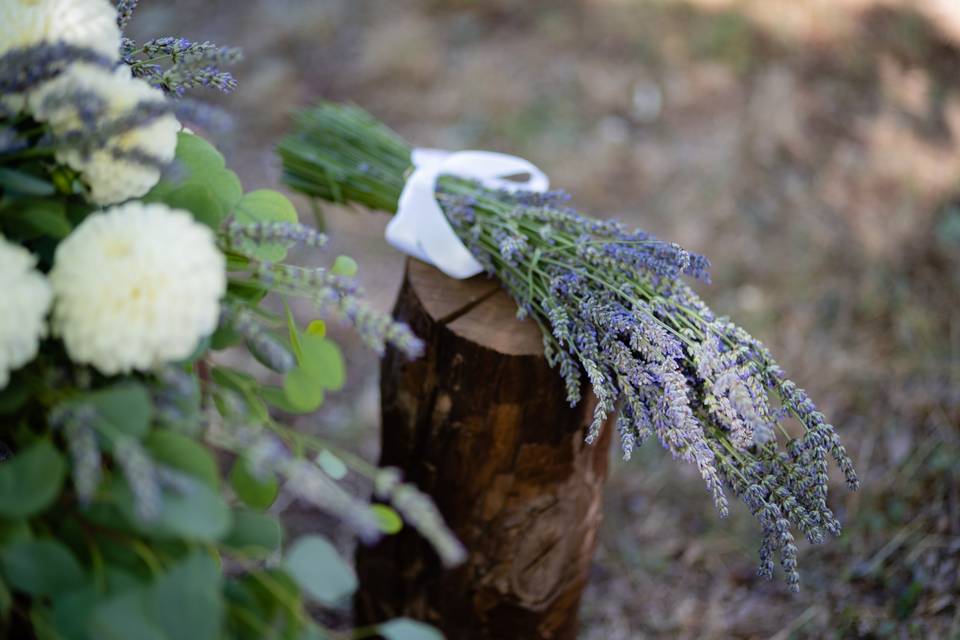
[355,259,612,640]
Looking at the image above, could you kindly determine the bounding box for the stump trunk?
[355,259,612,640]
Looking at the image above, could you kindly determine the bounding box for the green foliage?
[234,189,299,261]
[144,431,220,489]
[0,441,66,518]
[1,540,85,597]
[1,39,442,640]
[229,457,279,511]
[282,535,357,606]
[82,382,154,442]
[144,132,243,229]
[371,505,404,535]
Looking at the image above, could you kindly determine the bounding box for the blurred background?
[131,1,959,637]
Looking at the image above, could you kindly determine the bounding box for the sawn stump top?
[405,258,544,357]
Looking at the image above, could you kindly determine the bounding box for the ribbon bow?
[385,148,549,279]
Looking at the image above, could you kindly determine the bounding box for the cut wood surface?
[355,258,612,640]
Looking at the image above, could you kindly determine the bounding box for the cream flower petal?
[0,236,52,389]
[50,202,226,375]
[0,0,121,112]
[30,65,181,205]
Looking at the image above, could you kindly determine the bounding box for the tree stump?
[355,258,612,640]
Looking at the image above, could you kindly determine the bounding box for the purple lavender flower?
[279,101,862,591]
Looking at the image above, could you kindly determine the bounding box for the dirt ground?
[131,1,959,637]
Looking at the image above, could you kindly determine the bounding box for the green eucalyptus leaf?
[299,334,345,391]
[282,368,324,412]
[234,189,298,225]
[282,535,356,606]
[378,618,445,640]
[114,479,231,542]
[0,540,85,597]
[163,183,224,229]
[146,132,242,214]
[209,323,242,350]
[258,386,302,414]
[236,569,303,631]
[51,584,98,640]
[147,551,223,640]
[84,382,153,442]
[0,440,66,517]
[223,509,283,558]
[330,255,358,277]
[0,168,55,196]
[233,189,299,261]
[144,430,219,488]
[317,450,347,480]
[2,199,71,239]
[370,505,403,535]
[89,589,166,640]
[305,320,326,337]
[229,457,279,511]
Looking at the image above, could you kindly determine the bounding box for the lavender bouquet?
[279,102,860,591]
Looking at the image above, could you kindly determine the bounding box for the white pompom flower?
[0,237,52,389]
[0,0,120,59]
[0,0,121,112]
[30,65,181,205]
[50,202,226,375]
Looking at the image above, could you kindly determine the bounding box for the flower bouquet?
[0,1,452,638]
[279,102,861,592]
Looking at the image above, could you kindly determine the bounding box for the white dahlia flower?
[0,0,120,59]
[0,237,52,389]
[50,202,226,375]
[0,0,121,112]
[30,65,180,205]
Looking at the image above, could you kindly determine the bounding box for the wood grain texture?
[355,259,612,640]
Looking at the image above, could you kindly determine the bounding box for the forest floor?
[132,1,960,637]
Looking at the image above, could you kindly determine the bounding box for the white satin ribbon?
[385,147,550,279]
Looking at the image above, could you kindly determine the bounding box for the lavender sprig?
[122,36,242,98]
[279,102,860,591]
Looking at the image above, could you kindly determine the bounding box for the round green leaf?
[0,540,85,597]
[282,368,324,412]
[317,450,347,480]
[147,552,223,640]
[163,183,224,229]
[261,385,314,415]
[84,382,153,441]
[282,535,356,606]
[144,431,219,489]
[89,589,166,640]
[145,133,242,215]
[229,457,279,511]
[305,320,326,337]
[113,480,231,542]
[370,505,403,535]
[378,618,445,640]
[51,584,98,640]
[235,189,298,224]
[234,189,300,261]
[223,509,283,558]
[330,255,358,277]
[0,440,66,517]
[299,334,344,391]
